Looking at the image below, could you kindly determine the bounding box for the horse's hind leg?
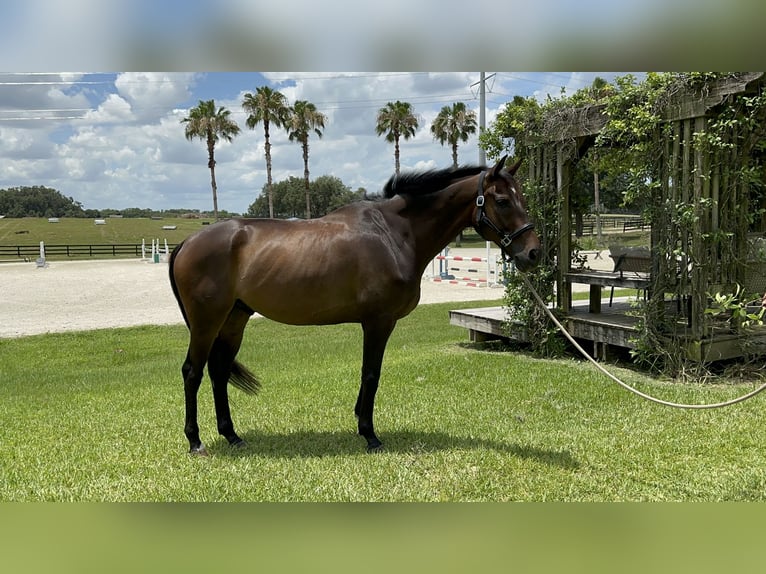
[208,306,252,448]
[182,331,217,455]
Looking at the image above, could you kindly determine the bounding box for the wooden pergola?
[523,72,766,361]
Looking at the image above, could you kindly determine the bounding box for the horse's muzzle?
[513,247,540,272]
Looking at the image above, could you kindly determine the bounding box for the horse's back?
[171,205,420,325]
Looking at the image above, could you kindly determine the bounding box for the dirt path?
[0,246,609,339]
[0,252,504,338]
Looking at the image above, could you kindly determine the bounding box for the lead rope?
[520,273,766,409]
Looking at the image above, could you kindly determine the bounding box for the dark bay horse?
[168,156,540,455]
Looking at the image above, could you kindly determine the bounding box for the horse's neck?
[403,185,477,266]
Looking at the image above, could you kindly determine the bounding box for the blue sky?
[0,1,754,214]
[2,1,754,71]
[0,72,638,214]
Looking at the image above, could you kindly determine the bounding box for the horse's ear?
[507,157,523,176]
[491,155,508,178]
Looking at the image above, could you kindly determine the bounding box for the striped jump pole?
[431,243,498,287]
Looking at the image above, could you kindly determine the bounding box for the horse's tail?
[168,240,190,329]
[229,361,261,395]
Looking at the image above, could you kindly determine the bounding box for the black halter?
[473,171,535,250]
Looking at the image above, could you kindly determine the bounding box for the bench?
[608,246,651,306]
[565,245,652,314]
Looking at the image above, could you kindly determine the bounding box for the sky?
[0,71,639,215]
[0,0,760,216]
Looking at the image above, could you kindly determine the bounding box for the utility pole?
[472,72,495,252]
[472,72,495,166]
[479,71,486,166]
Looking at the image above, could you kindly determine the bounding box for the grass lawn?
[0,216,210,253]
[2,300,766,501]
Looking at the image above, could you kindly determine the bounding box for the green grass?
[0,216,210,252]
[448,228,486,247]
[2,300,766,501]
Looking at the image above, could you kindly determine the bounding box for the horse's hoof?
[189,444,209,457]
[229,438,247,449]
[366,442,385,453]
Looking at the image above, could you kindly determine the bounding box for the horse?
[168,156,541,455]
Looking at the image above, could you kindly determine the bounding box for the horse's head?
[473,155,541,272]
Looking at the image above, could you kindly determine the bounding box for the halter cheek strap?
[473,171,535,249]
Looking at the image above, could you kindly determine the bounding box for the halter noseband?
[473,171,535,249]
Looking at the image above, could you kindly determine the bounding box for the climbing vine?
[502,180,565,357]
[484,73,766,374]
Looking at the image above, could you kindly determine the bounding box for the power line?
[0,116,87,121]
[0,72,91,75]
[0,80,113,86]
[264,72,432,82]
[0,72,433,87]
[0,108,92,113]
[0,73,502,122]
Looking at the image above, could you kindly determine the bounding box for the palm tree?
[242,86,290,218]
[375,100,419,176]
[181,99,240,221]
[286,100,327,219]
[430,102,478,168]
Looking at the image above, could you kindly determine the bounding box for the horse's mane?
[383,165,484,199]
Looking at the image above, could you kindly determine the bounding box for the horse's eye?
[495,196,511,207]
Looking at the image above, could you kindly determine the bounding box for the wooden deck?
[449,299,766,362]
[449,299,640,349]
[448,305,526,343]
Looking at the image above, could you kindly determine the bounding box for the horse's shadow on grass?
[211,429,579,469]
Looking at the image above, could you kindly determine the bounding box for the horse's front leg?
[357,318,396,452]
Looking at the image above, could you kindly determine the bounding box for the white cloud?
[83,94,133,123]
[114,73,196,122]
[0,71,649,213]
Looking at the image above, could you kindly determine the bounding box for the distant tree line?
[0,186,233,218]
[0,186,87,218]
[0,177,365,219]
[247,175,367,219]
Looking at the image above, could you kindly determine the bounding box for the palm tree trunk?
[264,120,274,218]
[303,140,311,219]
[394,134,401,176]
[207,140,219,220]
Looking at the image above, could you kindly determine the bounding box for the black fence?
[577,215,649,235]
[0,243,178,261]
